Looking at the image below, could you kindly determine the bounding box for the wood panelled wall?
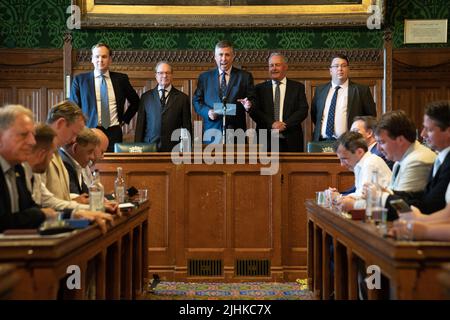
[70,48,384,145]
[95,153,354,281]
[1,47,384,145]
[2,47,449,134]
[392,49,450,128]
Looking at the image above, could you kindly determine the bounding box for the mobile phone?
[389,199,411,213]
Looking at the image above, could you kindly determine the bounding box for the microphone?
[222,96,227,104]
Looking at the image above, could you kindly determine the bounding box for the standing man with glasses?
[70,42,140,152]
[135,61,192,152]
[193,40,255,144]
[311,54,376,142]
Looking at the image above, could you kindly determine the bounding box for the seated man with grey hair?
[60,127,100,201]
[0,104,51,231]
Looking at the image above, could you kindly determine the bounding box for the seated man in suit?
[84,128,109,187]
[43,100,118,214]
[60,127,100,200]
[311,54,376,141]
[384,101,450,220]
[390,182,450,241]
[350,116,394,169]
[375,110,436,213]
[135,61,192,152]
[70,42,140,152]
[24,124,113,233]
[193,40,255,144]
[333,131,392,211]
[0,105,51,231]
[250,53,309,152]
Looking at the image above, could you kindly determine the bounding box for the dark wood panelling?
[393,48,450,131]
[96,153,352,282]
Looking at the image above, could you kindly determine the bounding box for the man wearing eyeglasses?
[135,61,192,152]
[311,54,376,142]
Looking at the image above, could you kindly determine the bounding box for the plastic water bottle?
[89,169,105,212]
[180,128,191,152]
[365,169,381,223]
[114,166,126,203]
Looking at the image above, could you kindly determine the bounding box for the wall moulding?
[73,0,384,29]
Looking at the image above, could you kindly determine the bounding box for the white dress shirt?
[321,79,349,139]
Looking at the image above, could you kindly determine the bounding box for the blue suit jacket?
[311,80,376,141]
[70,71,140,128]
[193,67,255,143]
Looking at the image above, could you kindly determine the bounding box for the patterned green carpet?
[146,279,314,300]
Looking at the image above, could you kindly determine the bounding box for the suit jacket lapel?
[225,69,238,98]
[0,168,12,213]
[265,81,274,119]
[318,82,332,121]
[283,79,293,118]
[346,81,356,123]
[212,69,220,100]
[51,152,70,199]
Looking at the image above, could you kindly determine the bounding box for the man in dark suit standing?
[250,53,309,152]
[0,105,50,232]
[70,42,140,152]
[135,61,192,152]
[311,54,376,141]
[193,40,255,144]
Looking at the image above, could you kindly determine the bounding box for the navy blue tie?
[220,72,227,99]
[100,74,110,129]
[325,86,341,138]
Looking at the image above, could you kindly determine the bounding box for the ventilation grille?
[188,259,223,277]
[235,259,270,277]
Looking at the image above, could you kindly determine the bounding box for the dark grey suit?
[311,80,376,141]
[135,86,192,152]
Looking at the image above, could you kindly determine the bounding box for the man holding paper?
[193,40,256,144]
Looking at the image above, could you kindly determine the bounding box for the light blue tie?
[433,158,441,177]
[100,74,110,129]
